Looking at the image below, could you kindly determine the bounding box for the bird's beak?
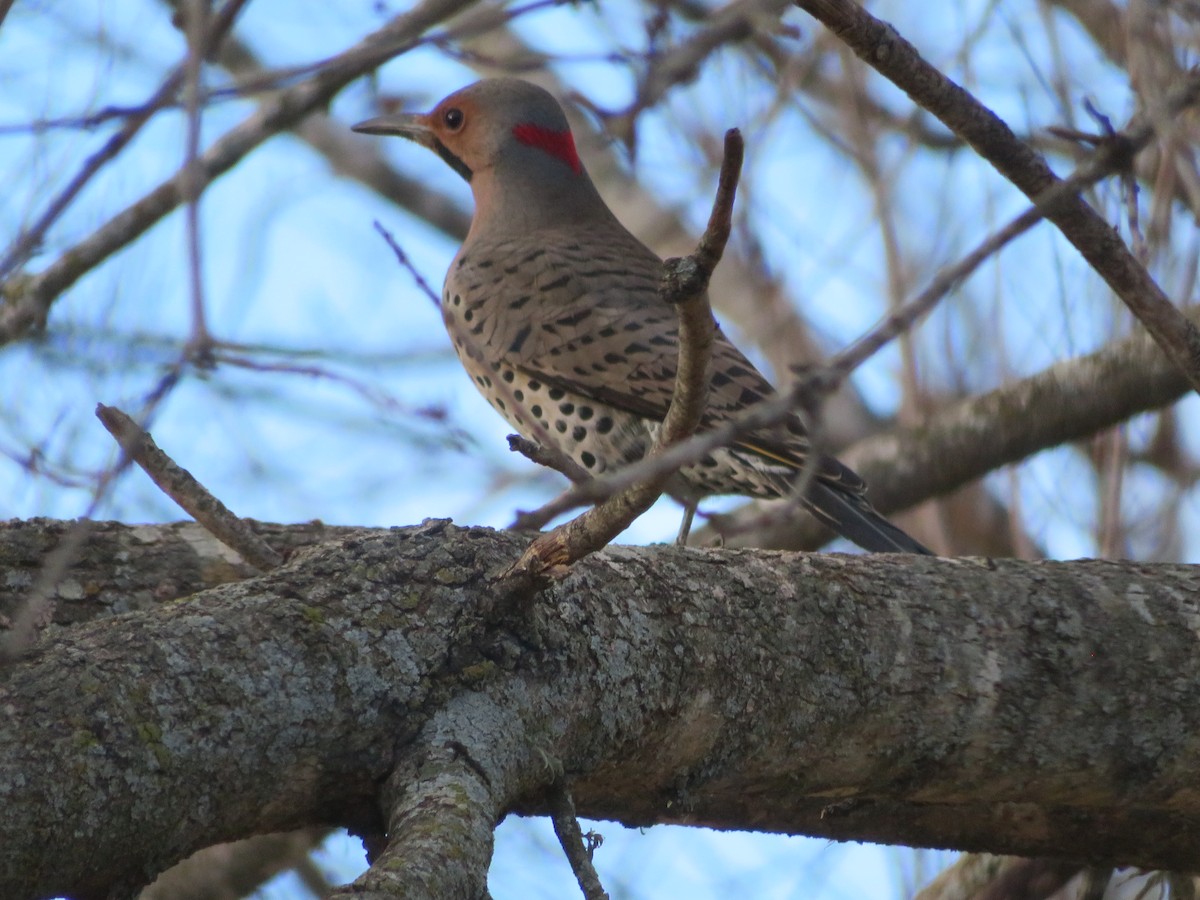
[351,113,435,149]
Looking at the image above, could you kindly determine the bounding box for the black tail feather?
[806,481,934,555]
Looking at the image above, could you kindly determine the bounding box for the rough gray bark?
[2,518,1199,899]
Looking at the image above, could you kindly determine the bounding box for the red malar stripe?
[512,123,583,174]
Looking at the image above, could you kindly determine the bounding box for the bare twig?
[95,404,283,570]
[548,786,609,900]
[796,0,1200,396]
[500,129,742,583]
[507,435,591,487]
[372,221,442,307]
[181,0,214,355]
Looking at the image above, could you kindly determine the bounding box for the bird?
[353,78,932,554]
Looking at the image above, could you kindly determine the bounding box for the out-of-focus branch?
[0,0,476,347]
[914,854,1078,900]
[710,304,1200,550]
[140,829,332,900]
[607,0,796,144]
[0,0,250,287]
[796,0,1200,396]
[180,0,215,353]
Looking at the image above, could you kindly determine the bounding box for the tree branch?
[550,786,610,900]
[96,404,282,570]
[795,0,1200,396]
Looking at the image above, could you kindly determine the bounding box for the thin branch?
[500,129,742,583]
[507,435,591,487]
[181,0,214,353]
[795,0,1200,396]
[372,221,441,307]
[95,404,283,571]
[549,786,610,900]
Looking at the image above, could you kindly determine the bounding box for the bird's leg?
[675,501,697,546]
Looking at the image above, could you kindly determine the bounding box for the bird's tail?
[806,481,934,555]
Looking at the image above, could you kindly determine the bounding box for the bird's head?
[352,78,586,186]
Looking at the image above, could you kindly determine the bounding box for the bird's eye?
[443,107,464,131]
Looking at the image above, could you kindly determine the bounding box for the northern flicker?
[354,79,931,554]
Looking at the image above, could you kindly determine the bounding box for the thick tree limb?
[4,520,1200,899]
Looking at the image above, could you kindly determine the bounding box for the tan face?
[352,79,581,183]
[351,87,491,182]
